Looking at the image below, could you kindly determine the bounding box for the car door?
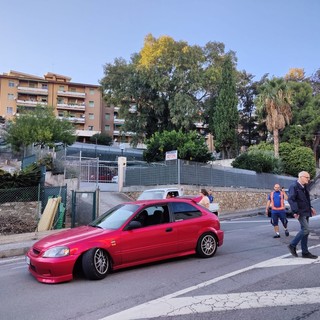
[169,202,203,252]
[119,204,178,265]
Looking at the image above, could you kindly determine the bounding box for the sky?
[1,0,319,85]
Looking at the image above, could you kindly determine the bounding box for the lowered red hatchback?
[26,198,224,284]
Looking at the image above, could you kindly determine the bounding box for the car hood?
[33,226,114,250]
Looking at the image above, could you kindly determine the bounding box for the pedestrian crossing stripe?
[102,244,320,320]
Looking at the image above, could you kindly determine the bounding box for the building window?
[9,81,15,87]
[89,101,94,107]
[6,107,13,114]
[89,88,95,95]
[105,113,110,120]
[8,93,14,100]
[88,113,94,120]
[59,85,64,91]
[88,126,93,130]
[105,125,110,131]
[70,87,76,92]
[42,84,48,89]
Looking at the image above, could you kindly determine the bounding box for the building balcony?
[57,103,85,111]
[113,130,134,136]
[17,100,48,107]
[17,86,48,95]
[57,116,85,123]
[57,90,86,98]
[114,118,125,124]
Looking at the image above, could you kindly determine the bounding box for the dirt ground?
[0,202,38,235]
[0,214,37,235]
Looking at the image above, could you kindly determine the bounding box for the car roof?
[126,198,197,206]
[141,188,181,192]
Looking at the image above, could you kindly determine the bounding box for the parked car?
[26,198,224,284]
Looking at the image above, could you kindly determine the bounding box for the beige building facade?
[0,70,113,142]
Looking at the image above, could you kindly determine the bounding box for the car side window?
[171,202,202,221]
[133,205,170,227]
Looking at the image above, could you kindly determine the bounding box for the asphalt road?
[1,200,320,320]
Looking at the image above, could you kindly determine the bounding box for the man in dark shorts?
[265,183,289,238]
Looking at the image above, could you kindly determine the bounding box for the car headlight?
[43,246,70,258]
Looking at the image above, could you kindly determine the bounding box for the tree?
[281,81,320,165]
[237,72,269,148]
[143,130,212,163]
[256,78,293,158]
[6,106,76,154]
[90,133,113,146]
[284,68,305,81]
[100,34,236,146]
[212,55,239,159]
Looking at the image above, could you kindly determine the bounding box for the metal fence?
[0,184,67,225]
[71,190,97,227]
[124,159,297,189]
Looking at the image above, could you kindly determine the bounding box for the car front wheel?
[196,233,218,258]
[82,248,110,280]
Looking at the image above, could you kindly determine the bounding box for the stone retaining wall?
[125,186,269,213]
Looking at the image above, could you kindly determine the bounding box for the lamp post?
[120,143,125,156]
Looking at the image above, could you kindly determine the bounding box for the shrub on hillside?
[231,150,282,173]
[285,147,316,178]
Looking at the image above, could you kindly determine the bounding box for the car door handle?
[165,228,173,232]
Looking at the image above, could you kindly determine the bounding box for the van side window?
[171,203,202,221]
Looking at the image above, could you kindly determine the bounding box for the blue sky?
[1,0,319,85]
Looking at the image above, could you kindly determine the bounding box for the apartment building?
[0,70,113,142]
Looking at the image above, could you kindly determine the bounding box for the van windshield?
[137,190,165,200]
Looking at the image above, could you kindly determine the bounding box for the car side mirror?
[126,221,142,230]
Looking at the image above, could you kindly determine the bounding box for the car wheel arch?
[196,232,218,258]
[81,247,112,280]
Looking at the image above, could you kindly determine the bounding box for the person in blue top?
[287,171,317,259]
[208,189,214,203]
[265,183,289,238]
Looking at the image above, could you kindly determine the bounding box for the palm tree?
[256,78,293,158]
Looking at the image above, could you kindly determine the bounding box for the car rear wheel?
[196,233,218,258]
[82,248,110,280]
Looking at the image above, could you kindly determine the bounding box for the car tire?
[82,248,110,280]
[196,232,218,258]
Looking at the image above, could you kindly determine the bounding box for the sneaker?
[285,230,289,237]
[273,234,280,238]
[288,244,298,257]
[302,252,318,259]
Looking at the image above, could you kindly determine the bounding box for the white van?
[137,188,183,200]
[138,188,219,216]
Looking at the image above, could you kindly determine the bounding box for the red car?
[26,198,224,284]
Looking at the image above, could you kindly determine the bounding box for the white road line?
[101,244,320,320]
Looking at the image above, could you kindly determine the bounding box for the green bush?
[242,142,316,177]
[284,147,316,178]
[231,150,282,173]
[0,163,41,189]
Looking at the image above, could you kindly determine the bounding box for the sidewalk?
[0,208,264,259]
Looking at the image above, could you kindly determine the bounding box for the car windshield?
[138,190,165,200]
[90,204,139,230]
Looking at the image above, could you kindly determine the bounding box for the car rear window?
[171,202,202,221]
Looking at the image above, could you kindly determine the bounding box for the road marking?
[101,244,320,320]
